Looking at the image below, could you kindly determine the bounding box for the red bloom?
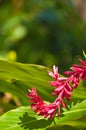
[27,59,86,119]
[26,88,45,112]
[26,87,65,119]
[64,59,86,88]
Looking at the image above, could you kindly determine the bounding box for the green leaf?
[0,60,51,81]
[83,50,86,59]
[0,79,28,105]
[72,81,86,99]
[0,100,86,130]
[47,100,86,129]
[0,106,52,130]
[46,126,82,130]
[0,60,54,104]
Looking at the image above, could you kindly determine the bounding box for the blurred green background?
[0,0,86,72]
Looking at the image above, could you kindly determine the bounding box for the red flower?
[26,88,45,112]
[64,59,86,88]
[27,59,86,119]
[26,87,65,119]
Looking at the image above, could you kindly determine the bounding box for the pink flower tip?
[48,65,59,79]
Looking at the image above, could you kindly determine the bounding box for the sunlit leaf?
[0,60,54,104]
[48,100,86,128]
[0,100,86,130]
[0,106,52,130]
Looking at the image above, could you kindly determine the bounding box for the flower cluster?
[26,59,86,119]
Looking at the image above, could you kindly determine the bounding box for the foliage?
[0,0,86,129]
[0,60,86,129]
[0,100,86,130]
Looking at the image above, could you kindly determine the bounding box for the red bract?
[64,59,86,88]
[48,65,59,80]
[26,88,45,113]
[26,59,86,119]
[26,88,64,119]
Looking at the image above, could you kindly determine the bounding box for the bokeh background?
[0,0,86,73]
[0,0,86,116]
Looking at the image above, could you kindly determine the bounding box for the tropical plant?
[0,57,86,130]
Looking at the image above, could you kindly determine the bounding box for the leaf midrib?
[63,108,86,115]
